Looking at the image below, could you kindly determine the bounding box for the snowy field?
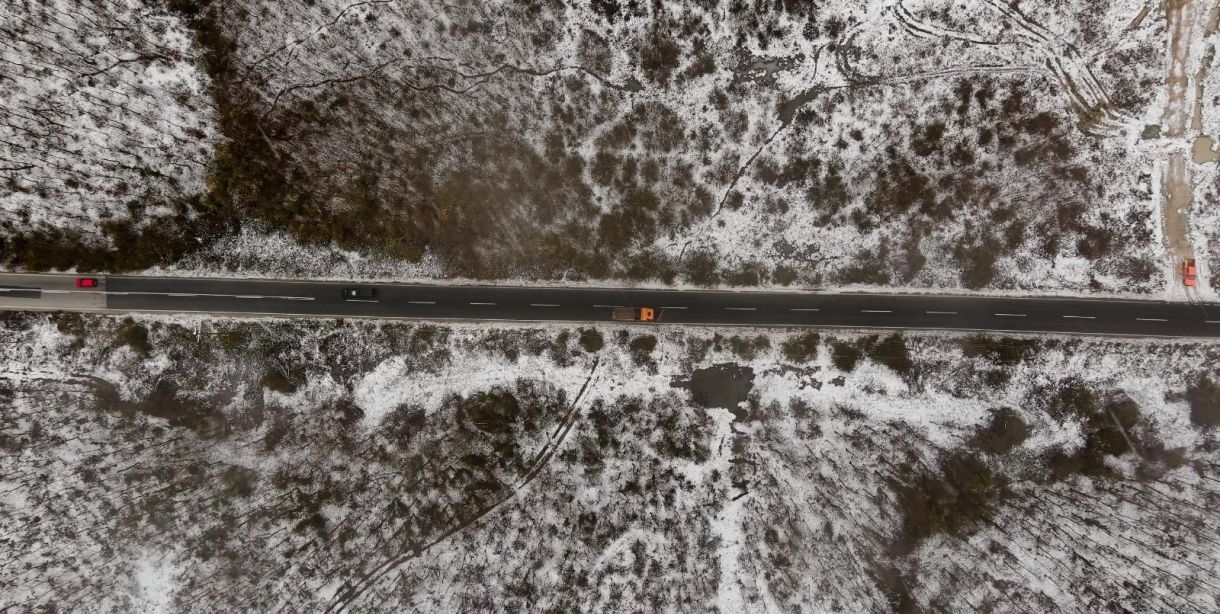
[1,312,1219,612]
[0,1,215,237]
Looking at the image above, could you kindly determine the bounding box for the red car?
[1183,259,1197,287]
[75,277,98,288]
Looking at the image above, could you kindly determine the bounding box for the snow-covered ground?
[0,1,216,236]
[2,312,1218,612]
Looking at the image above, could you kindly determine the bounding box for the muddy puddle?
[672,363,755,415]
[1194,136,1220,164]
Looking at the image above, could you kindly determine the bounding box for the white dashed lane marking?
[1062,315,1095,320]
[724,307,757,311]
[926,310,957,315]
[995,313,1027,317]
[470,302,497,306]
[1136,318,1168,322]
[530,303,560,307]
[661,306,688,310]
[860,309,891,314]
[789,308,820,312]
[101,291,316,300]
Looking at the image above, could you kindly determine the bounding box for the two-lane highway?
[1,273,1219,338]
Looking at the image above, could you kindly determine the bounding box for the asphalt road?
[1,274,1219,338]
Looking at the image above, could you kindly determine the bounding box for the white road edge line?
[530,303,560,307]
[408,301,436,305]
[167,293,199,297]
[724,307,757,311]
[926,310,957,315]
[235,295,264,299]
[1062,315,1095,319]
[995,313,1026,317]
[789,308,820,312]
[860,309,891,313]
[1136,318,1168,322]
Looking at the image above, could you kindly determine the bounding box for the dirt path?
[1159,0,1203,295]
[1162,153,1195,278]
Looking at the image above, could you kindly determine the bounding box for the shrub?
[962,336,1039,366]
[629,335,658,365]
[954,237,1000,289]
[458,389,523,435]
[578,328,604,353]
[52,312,86,343]
[639,29,681,84]
[684,248,720,286]
[772,265,799,285]
[831,340,863,372]
[728,335,770,360]
[1041,383,1145,480]
[868,334,911,376]
[136,379,220,434]
[1186,377,1220,428]
[897,451,999,553]
[215,328,251,353]
[260,367,305,394]
[381,403,426,445]
[970,407,1029,454]
[113,318,152,355]
[781,332,820,362]
[219,465,258,498]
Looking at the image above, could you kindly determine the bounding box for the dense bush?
[962,336,1040,366]
[457,390,524,436]
[970,407,1030,454]
[831,340,863,372]
[781,332,820,362]
[260,367,306,394]
[868,334,912,376]
[1041,382,1145,480]
[629,335,658,366]
[578,328,605,353]
[728,335,770,360]
[113,318,152,355]
[1186,377,1220,428]
[897,451,1000,553]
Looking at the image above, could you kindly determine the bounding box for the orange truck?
[1184,259,1198,287]
[611,307,656,322]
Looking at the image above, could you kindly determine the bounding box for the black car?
[342,287,377,300]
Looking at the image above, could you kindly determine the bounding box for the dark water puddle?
[672,363,755,417]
